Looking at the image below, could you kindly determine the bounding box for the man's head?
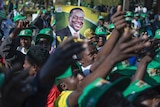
[77,41,98,67]
[23,45,49,76]
[35,28,54,51]
[68,8,84,32]
[55,63,84,91]
[18,29,32,49]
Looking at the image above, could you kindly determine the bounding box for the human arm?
[90,5,126,72]
[68,27,152,107]
[132,38,159,81]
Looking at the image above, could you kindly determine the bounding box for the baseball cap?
[18,29,32,37]
[123,80,160,103]
[35,28,54,44]
[55,66,72,85]
[78,77,131,107]
[13,14,26,22]
[95,26,107,35]
[154,29,160,39]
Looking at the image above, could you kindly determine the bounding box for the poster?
[55,5,99,45]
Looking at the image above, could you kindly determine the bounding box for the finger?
[123,41,151,53]
[117,5,122,12]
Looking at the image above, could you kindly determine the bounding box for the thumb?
[117,5,122,12]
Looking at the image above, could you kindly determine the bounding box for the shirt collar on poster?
[68,25,80,38]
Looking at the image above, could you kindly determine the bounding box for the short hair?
[26,45,49,66]
[69,8,84,17]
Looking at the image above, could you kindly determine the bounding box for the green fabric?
[134,13,139,17]
[13,14,26,22]
[140,13,147,18]
[147,60,160,76]
[35,28,54,44]
[95,26,107,35]
[55,66,72,85]
[98,16,105,20]
[125,11,133,17]
[18,29,32,37]
[154,29,160,39]
[123,80,151,102]
[78,77,130,107]
[108,23,115,30]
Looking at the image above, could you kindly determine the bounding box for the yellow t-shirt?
[54,91,73,107]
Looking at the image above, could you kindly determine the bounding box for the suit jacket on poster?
[56,26,85,46]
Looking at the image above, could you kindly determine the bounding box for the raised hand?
[111,5,126,32]
[108,27,151,63]
[39,37,85,86]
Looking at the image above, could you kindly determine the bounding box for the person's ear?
[60,82,68,90]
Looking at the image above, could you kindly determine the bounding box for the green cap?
[35,28,54,44]
[18,29,32,37]
[123,80,152,102]
[95,26,107,35]
[141,13,147,18]
[50,6,55,10]
[78,77,131,107]
[147,60,160,76]
[154,29,160,39]
[108,23,115,30]
[125,17,132,22]
[42,9,47,14]
[125,11,133,17]
[0,10,6,19]
[98,16,105,20]
[55,66,72,85]
[134,13,139,17]
[13,5,17,9]
[13,14,26,22]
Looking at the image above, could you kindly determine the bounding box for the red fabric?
[46,85,60,107]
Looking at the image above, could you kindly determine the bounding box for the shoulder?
[54,91,73,107]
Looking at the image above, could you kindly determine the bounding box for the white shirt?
[81,64,92,76]
[68,25,80,38]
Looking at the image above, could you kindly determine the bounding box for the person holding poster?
[56,8,85,46]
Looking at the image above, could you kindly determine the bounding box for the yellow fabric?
[54,91,73,107]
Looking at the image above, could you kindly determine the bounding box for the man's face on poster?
[68,9,84,32]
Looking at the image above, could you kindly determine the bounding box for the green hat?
[98,16,105,20]
[50,6,55,10]
[108,23,115,30]
[35,28,54,44]
[95,26,107,35]
[78,77,131,107]
[123,80,160,103]
[0,10,6,19]
[154,29,160,39]
[125,17,132,22]
[147,60,160,77]
[18,29,32,37]
[55,66,72,85]
[123,80,152,102]
[42,9,47,14]
[125,11,133,17]
[13,5,17,9]
[13,14,26,22]
[134,13,139,17]
[141,13,147,18]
